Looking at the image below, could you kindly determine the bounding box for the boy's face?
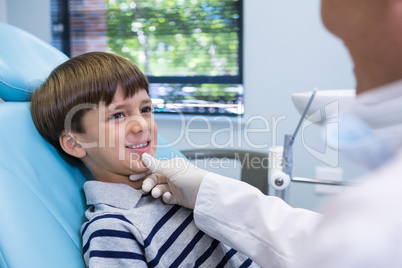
[74,86,157,188]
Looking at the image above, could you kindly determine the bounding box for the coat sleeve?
[193,172,322,268]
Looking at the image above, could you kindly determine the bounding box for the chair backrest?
[0,23,69,101]
[0,22,185,268]
[181,149,269,194]
[0,102,88,267]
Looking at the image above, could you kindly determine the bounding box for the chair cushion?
[0,102,87,267]
[0,23,68,101]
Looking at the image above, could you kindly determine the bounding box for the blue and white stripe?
[81,181,259,268]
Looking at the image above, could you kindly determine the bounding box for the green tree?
[106,0,240,77]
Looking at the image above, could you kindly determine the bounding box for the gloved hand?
[141,153,208,209]
[129,170,152,181]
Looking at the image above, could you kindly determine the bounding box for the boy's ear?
[59,131,86,158]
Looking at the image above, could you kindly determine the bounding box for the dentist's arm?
[141,153,322,267]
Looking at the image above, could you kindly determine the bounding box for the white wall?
[4,0,367,211]
[5,0,51,43]
[0,0,7,23]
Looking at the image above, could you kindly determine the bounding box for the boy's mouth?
[126,141,149,149]
[125,140,152,154]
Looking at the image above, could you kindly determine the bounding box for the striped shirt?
[81,181,260,267]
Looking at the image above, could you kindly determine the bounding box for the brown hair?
[31,51,149,151]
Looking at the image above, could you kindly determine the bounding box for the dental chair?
[0,22,184,268]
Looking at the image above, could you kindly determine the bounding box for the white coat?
[194,172,321,267]
[193,80,402,268]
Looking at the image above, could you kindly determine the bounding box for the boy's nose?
[130,120,144,133]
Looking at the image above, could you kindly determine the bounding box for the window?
[51,0,243,115]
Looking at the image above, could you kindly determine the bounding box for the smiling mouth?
[126,141,150,149]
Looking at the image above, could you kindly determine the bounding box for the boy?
[31,52,259,267]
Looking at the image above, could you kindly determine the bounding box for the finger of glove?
[142,153,189,181]
[142,173,168,192]
[142,174,157,192]
[162,192,176,205]
[142,153,162,173]
[129,170,152,182]
[151,183,170,198]
[142,178,155,192]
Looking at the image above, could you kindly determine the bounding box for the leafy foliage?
[106,0,240,77]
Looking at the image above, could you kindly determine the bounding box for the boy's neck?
[94,176,144,190]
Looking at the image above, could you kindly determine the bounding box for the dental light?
[269,89,356,202]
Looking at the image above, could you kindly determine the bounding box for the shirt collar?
[84,180,144,209]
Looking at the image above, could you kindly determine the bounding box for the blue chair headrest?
[0,23,68,101]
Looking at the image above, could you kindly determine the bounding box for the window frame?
[51,0,244,116]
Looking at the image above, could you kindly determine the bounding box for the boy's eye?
[109,112,125,120]
[141,106,152,113]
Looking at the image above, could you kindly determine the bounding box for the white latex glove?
[129,170,152,181]
[130,171,169,198]
[141,153,208,209]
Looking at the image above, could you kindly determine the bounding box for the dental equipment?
[269,89,356,202]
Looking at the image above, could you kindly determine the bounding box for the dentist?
[141,0,402,267]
